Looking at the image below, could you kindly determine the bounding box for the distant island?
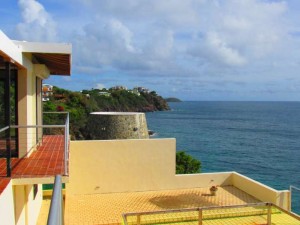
[43,85,170,139]
[165,97,182,102]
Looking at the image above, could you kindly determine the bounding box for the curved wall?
[87,112,149,140]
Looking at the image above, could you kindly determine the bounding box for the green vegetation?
[176,151,201,174]
[165,97,182,102]
[0,78,17,127]
[43,86,170,139]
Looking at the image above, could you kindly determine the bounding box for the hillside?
[43,86,170,139]
[165,97,182,102]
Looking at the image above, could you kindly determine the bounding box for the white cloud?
[205,32,247,66]
[11,0,300,100]
[78,0,204,26]
[80,0,288,70]
[106,19,136,53]
[146,30,174,59]
[95,83,105,89]
[16,0,56,41]
[74,18,137,67]
[73,18,179,75]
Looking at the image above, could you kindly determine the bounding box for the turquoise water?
[146,101,300,213]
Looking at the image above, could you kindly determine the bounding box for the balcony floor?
[0,135,66,193]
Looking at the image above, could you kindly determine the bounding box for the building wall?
[36,77,43,143]
[18,68,29,158]
[14,185,26,225]
[67,139,176,195]
[67,139,233,195]
[26,184,43,225]
[17,54,47,158]
[18,53,38,158]
[1,30,64,158]
[0,181,16,225]
[14,184,43,225]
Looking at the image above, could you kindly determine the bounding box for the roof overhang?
[0,30,24,69]
[13,40,72,76]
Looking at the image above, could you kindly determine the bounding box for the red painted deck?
[0,178,10,195]
[0,135,67,194]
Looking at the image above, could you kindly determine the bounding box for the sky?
[1,0,300,101]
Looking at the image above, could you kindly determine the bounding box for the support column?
[36,78,42,143]
[5,62,11,177]
[17,69,28,158]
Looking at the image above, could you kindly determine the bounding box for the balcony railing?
[0,126,11,176]
[290,185,300,214]
[0,112,69,177]
[47,175,64,225]
[122,202,300,225]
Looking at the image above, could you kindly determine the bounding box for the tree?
[176,151,201,174]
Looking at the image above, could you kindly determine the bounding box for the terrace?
[36,185,300,225]
[0,112,69,193]
[33,138,299,225]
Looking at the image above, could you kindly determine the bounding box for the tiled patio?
[64,186,262,225]
[0,135,66,194]
[37,186,300,225]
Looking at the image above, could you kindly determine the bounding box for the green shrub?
[176,151,201,174]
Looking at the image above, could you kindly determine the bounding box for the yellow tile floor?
[64,186,261,225]
[37,185,300,225]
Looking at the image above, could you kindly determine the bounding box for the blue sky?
[1,0,300,101]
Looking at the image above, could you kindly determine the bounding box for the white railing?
[0,126,11,176]
[47,175,64,225]
[0,112,70,176]
[43,112,70,175]
[122,202,300,225]
[290,185,300,213]
[0,126,9,133]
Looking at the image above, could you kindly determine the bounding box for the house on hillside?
[99,91,111,97]
[134,86,150,93]
[42,84,53,101]
[110,85,127,91]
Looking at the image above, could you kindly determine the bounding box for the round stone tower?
[87,112,149,140]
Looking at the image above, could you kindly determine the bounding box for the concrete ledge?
[231,172,290,210]
[173,172,233,189]
[12,176,69,185]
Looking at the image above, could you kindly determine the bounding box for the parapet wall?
[232,172,290,210]
[67,139,290,210]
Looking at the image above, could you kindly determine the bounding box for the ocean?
[146,101,300,213]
